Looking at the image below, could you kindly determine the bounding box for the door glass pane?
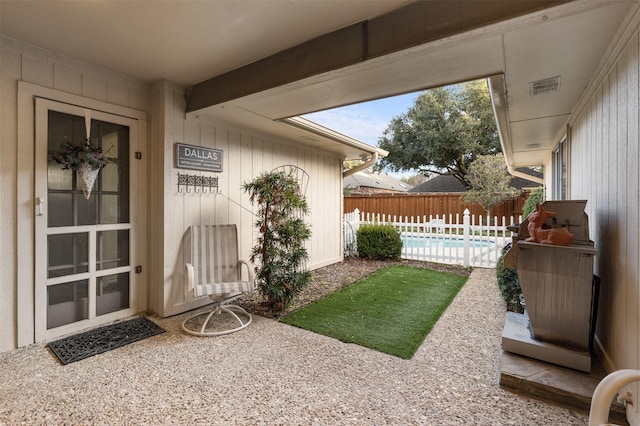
[101,162,119,192]
[48,111,84,151]
[44,108,132,331]
[91,120,129,224]
[96,273,130,316]
[97,230,129,270]
[48,193,74,227]
[47,280,89,329]
[47,111,129,226]
[100,195,120,224]
[48,233,88,278]
[77,196,98,226]
[47,161,72,191]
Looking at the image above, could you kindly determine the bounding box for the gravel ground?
[0,262,588,425]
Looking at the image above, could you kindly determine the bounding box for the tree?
[378,79,500,187]
[242,171,312,312]
[462,154,521,215]
[343,159,363,171]
[400,173,428,187]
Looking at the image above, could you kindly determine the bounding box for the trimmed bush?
[496,246,524,313]
[243,171,311,311]
[356,223,402,260]
[522,187,544,219]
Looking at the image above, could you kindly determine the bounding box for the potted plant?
[52,138,112,199]
[242,171,312,312]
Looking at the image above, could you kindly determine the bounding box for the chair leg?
[181,303,252,337]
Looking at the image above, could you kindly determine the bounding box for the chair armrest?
[238,260,255,289]
[185,263,195,301]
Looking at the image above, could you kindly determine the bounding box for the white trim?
[17,81,148,347]
[47,224,131,235]
[594,334,617,374]
[45,267,132,287]
[628,404,640,426]
[572,3,640,121]
[280,116,388,158]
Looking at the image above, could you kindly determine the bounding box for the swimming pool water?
[402,235,494,249]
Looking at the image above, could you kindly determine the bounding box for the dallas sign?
[175,143,223,172]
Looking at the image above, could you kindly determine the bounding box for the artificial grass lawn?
[281,265,468,359]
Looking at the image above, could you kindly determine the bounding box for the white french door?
[34,98,142,341]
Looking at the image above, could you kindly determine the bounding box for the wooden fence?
[344,209,520,267]
[344,192,529,220]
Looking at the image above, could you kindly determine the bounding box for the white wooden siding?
[568,29,640,418]
[149,82,344,317]
[2,37,346,350]
[0,36,150,352]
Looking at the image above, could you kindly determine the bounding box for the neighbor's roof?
[408,175,467,193]
[409,168,543,193]
[344,169,411,192]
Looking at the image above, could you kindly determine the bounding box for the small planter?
[76,162,101,199]
[53,139,112,199]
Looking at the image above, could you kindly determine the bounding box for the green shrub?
[496,246,524,313]
[243,171,312,311]
[356,223,402,260]
[502,186,541,313]
[522,187,544,219]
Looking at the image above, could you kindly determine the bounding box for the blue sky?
[303,92,420,147]
[302,91,422,179]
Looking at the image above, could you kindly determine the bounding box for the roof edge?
[280,116,388,158]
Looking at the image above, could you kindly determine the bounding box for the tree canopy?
[462,154,522,214]
[377,79,501,187]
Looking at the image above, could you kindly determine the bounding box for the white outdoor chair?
[182,224,255,336]
[589,369,640,426]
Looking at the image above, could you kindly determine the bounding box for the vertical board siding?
[1,38,343,342]
[200,122,217,225]
[626,34,640,395]
[147,83,166,314]
[569,29,640,386]
[159,89,344,316]
[0,39,21,352]
[215,127,231,224]
[617,54,628,368]
[625,33,640,415]
[53,62,83,95]
[1,37,150,352]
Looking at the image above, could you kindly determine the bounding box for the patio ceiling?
[1,1,635,162]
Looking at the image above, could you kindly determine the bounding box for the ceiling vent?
[529,76,561,96]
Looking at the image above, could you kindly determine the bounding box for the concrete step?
[500,351,628,425]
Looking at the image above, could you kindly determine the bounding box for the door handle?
[36,197,45,216]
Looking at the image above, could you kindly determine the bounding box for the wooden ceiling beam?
[186,1,571,113]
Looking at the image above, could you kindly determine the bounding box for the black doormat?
[48,317,165,365]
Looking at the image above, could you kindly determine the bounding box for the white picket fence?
[344,208,520,267]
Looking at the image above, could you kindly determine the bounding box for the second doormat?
[48,316,165,365]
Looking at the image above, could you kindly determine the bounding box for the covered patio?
[2,1,639,423]
[0,268,590,424]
